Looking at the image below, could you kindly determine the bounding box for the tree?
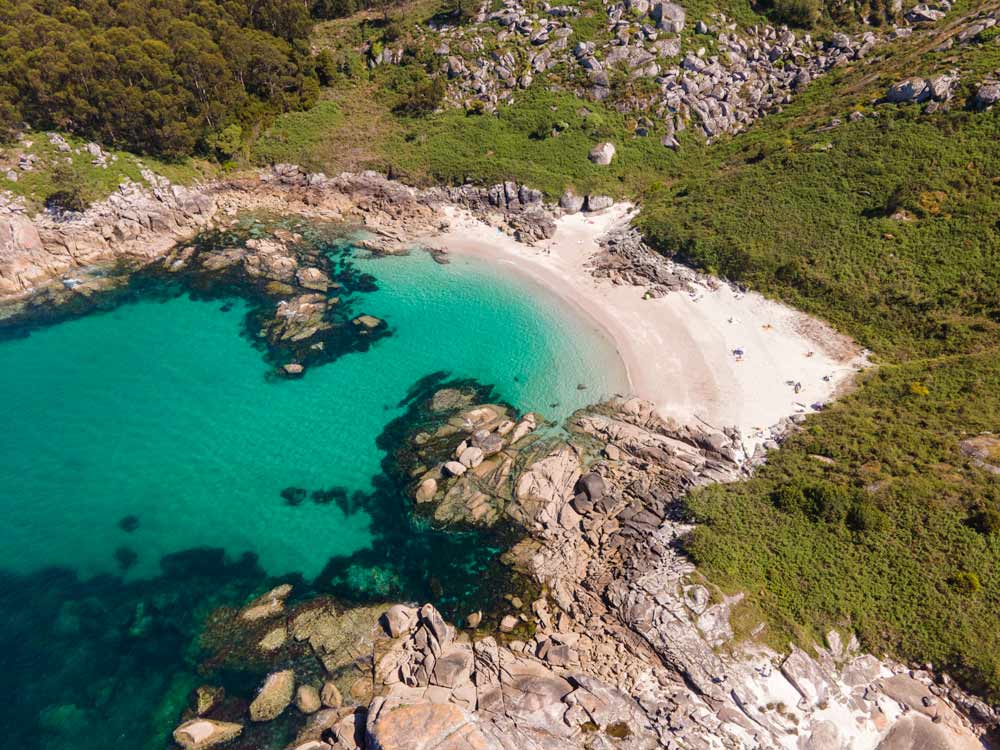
[0,0,322,156]
[394,76,446,116]
[45,161,89,213]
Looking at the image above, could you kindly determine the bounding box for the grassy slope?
[0,132,213,210]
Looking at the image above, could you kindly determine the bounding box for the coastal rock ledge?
[173,386,997,750]
[0,167,573,308]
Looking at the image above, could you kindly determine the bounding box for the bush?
[394,77,446,117]
[45,163,88,213]
[977,27,1000,44]
[772,483,807,514]
[207,124,244,160]
[971,507,1000,536]
[950,572,981,595]
[847,500,889,534]
[773,481,852,524]
[770,0,820,27]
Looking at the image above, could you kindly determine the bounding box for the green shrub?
[950,572,981,595]
[394,77,447,116]
[976,27,1000,44]
[847,500,889,534]
[44,163,88,213]
[770,0,820,27]
[971,507,1000,536]
[772,481,852,524]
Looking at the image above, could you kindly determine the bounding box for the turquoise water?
[0,249,626,580]
[0,239,627,749]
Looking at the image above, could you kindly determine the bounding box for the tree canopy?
[0,0,323,155]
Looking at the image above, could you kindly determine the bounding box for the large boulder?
[885,77,930,103]
[249,670,295,722]
[382,604,418,638]
[559,190,585,214]
[431,648,474,688]
[585,195,614,212]
[501,674,575,736]
[876,714,975,750]
[296,684,322,714]
[905,3,946,22]
[574,472,606,503]
[928,71,958,101]
[172,719,243,750]
[0,214,55,296]
[588,142,616,165]
[975,82,1000,109]
[650,1,685,31]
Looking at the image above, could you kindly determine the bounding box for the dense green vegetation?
[0,0,324,156]
[686,354,1000,696]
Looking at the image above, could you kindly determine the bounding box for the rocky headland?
[173,384,995,750]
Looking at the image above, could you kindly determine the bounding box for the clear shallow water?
[0,248,626,580]
[0,241,627,750]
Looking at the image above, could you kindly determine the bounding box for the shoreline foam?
[425,204,867,447]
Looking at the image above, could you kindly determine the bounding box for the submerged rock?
[249,670,295,722]
[172,719,243,750]
[296,684,322,714]
[321,680,343,708]
[240,583,293,621]
[353,314,384,331]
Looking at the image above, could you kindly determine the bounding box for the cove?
[0,234,629,750]
[0,247,628,580]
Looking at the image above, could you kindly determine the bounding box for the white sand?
[422,204,866,446]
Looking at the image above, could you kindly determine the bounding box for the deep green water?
[0,242,627,749]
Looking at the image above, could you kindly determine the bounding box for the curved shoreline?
[424,204,867,447]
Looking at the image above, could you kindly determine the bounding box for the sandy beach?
[425,204,866,446]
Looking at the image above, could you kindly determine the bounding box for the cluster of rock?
[429,0,577,102]
[905,0,950,23]
[2,133,115,183]
[402,386,545,526]
[587,16,883,142]
[402,389,995,749]
[0,167,576,316]
[884,70,960,111]
[368,602,657,749]
[368,0,934,143]
[171,386,996,750]
[881,5,1000,112]
[883,69,1000,112]
[588,223,706,297]
[933,3,999,48]
[156,224,390,375]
